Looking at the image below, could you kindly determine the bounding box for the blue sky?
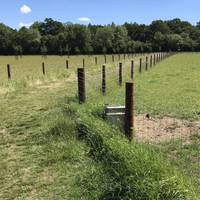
[0,0,200,29]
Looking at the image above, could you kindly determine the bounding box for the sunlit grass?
[0,53,199,199]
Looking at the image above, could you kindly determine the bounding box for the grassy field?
[0,53,199,199]
[0,54,137,83]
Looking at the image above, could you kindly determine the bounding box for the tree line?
[1,18,200,55]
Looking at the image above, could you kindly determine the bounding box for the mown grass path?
[0,79,109,199]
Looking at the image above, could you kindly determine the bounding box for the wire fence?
[1,53,152,82]
[76,52,173,140]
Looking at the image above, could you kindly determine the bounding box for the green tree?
[113,26,128,53]
[94,26,114,53]
[0,23,15,54]
[166,34,183,51]
[16,27,41,54]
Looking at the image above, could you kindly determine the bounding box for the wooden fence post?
[139,58,142,73]
[7,64,11,80]
[131,60,134,80]
[154,54,156,65]
[104,55,107,64]
[150,55,153,67]
[145,56,148,71]
[102,65,106,95]
[95,56,98,65]
[112,55,115,62]
[77,68,86,104]
[66,60,69,69]
[83,58,85,68]
[125,82,134,141]
[42,62,45,75]
[119,62,122,86]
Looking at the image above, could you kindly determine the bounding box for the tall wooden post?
[125,82,134,141]
[119,63,122,86]
[139,58,142,73]
[66,60,69,69]
[42,62,45,75]
[104,55,107,64]
[83,58,85,68]
[77,68,86,104]
[131,60,134,80]
[112,55,115,62]
[145,56,148,71]
[7,64,11,80]
[95,56,98,65]
[154,54,156,65]
[102,65,106,95]
[150,55,153,67]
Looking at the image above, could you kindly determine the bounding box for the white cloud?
[77,17,91,23]
[19,22,33,28]
[20,5,32,14]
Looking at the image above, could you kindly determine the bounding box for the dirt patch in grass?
[135,115,200,143]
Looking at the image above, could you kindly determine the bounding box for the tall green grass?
[0,53,200,199]
[75,103,198,199]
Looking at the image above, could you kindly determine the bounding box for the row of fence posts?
[5,53,158,80]
[5,52,171,140]
[77,52,171,141]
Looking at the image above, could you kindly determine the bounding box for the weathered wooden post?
[150,55,153,67]
[104,55,107,64]
[95,56,98,65]
[66,60,69,69]
[102,65,106,95]
[131,60,134,80]
[119,62,122,86]
[125,82,134,141]
[42,62,45,75]
[139,58,142,73]
[83,58,85,68]
[154,54,156,65]
[77,68,86,103]
[145,56,148,71]
[7,64,11,80]
[112,55,115,62]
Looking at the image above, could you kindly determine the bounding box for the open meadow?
[0,53,200,199]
